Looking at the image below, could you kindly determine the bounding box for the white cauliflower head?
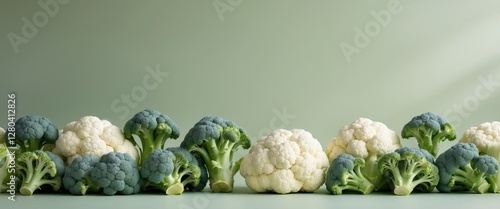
[459,121,500,153]
[326,118,401,162]
[239,129,329,194]
[52,116,138,164]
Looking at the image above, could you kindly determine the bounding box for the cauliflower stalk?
[52,116,138,165]
[240,129,329,194]
[459,121,500,193]
[326,118,402,191]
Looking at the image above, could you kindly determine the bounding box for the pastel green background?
[1,0,500,208]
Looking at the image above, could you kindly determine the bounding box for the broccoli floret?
[16,150,65,195]
[402,112,456,157]
[62,155,101,195]
[0,144,15,192]
[436,143,499,193]
[90,152,141,195]
[140,147,208,195]
[166,147,208,192]
[180,116,251,192]
[325,153,374,195]
[124,109,180,166]
[14,115,59,152]
[378,147,439,196]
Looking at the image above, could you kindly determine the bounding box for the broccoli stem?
[26,140,42,152]
[343,168,374,194]
[210,141,236,192]
[82,176,102,195]
[394,169,434,195]
[486,144,500,193]
[166,182,184,195]
[380,158,419,195]
[147,174,184,195]
[190,138,238,193]
[138,127,171,166]
[137,129,155,165]
[19,158,58,195]
[453,164,490,194]
[415,129,434,155]
[20,178,60,196]
[18,156,36,186]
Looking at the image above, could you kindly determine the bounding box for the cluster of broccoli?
[0,115,64,196]
[126,110,250,194]
[325,112,500,196]
[1,109,251,196]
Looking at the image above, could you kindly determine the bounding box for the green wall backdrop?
[2,0,500,176]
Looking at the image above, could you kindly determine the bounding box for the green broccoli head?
[16,150,65,195]
[180,116,251,193]
[378,147,439,196]
[124,109,180,166]
[62,155,101,195]
[436,142,499,193]
[90,152,141,195]
[140,147,208,195]
[15,115,59,152]
[401,112,456,157]
[325,153,374,195]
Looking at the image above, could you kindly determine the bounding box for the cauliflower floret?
[52,116,138,164]
[460,121,500,153]
[240,129,329,194]
[326,118,401,162]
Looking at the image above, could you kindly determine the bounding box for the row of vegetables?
[0,109,499,196]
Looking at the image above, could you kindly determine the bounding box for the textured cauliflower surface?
[460,121,500,153]
[53,116,138,164]
[326,118,401,162]
[240,129,329,194]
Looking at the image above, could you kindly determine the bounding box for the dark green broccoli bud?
[124,109,180,167]
[401,112,456,157]
[325,153,374,195]
[140,147,208,195]
[17,151,65,195]
[63,155,101,195]
[436,143,499,193]
[378,147,439,196]
[90,152,141,195]
[181,116,251,192]
[14,115,59,152]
